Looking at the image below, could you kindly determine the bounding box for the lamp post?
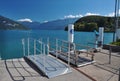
[113,0,120,42]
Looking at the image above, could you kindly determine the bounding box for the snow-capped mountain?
[0,15,29,30]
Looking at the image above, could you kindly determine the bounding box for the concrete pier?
[0,49,120,81]
[0,58,92,81]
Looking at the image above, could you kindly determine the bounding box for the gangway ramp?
[22,38,72,78]
[26,55,71,78]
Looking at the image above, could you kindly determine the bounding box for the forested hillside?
[65,15,120,32]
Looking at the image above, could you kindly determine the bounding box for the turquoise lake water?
[0,30,113,60]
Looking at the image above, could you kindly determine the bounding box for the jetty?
[0,25,120,81]
[0,48,120,81]
[21,37,96,78]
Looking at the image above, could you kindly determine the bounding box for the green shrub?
[110,39,120,46]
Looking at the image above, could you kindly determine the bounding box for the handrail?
[25,38,49,56]
[59,51,76,60]
[57,38,69,43]
[75,43,92,49]
[36,48,42,53]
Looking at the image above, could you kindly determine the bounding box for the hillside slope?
[0,15,29,30]
[65,15,120,32]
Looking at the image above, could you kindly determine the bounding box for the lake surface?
[0,30,113,59]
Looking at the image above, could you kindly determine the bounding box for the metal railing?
[22,38,50,73]
[48,38,95,65]
[22,38,49,56]
[22,37,96,67]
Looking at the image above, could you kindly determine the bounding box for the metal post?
[43,44,46,73]
[95,37,98,49]
[118,68,120,81]
[56,38,58,58]
[109,45,112,64]
[47,45,49,55]
[40,38,42,54]
[22,39,25,56]
[68,42,70,66]
[47,37,49,45]
[0,52,1,60]
[47,37,49,55]
[60,47,61,53]
[28,38,30,56]
[113,0,119,42]
[34,39,36,55]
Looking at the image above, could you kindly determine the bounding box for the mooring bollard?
[109,45,112,64]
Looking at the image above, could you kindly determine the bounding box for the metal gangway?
[48,38,95,67]
[22,38,72,78]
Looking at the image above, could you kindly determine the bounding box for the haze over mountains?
[0,15,79,30]
[18,18,79,30]
[1,15,118,32]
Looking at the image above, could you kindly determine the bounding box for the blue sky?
[0,0,118,22]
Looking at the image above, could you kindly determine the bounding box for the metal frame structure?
[22,38,72,78]
[49,38,95,67]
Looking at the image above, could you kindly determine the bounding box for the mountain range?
[0,15,79,30]
[1,15,118,32]
[19,18,79,30]
[0,15,29,30]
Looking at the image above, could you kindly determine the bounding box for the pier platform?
[50,51,95,67]
[0,58,93,81]
[0,49,119,81]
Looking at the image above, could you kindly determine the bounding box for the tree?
[84,23,98,31]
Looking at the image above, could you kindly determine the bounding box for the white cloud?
[17,18,32,22]
[107,12,115,17]
[64,13,100,19]
[64,14,83,19]
[43,21,48,23]
[85,12,100,16]
[106,9,120,17]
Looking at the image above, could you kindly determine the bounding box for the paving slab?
[1,49,119,81]
[78,49,120,81]
[0,58,92,81]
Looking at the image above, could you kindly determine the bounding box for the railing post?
[118,68,120,81]
[109,45,112,64]
[60,47,61,53]
[28,38,30,56]
[47,44,49,55]
[73,43,77,65]
[34,39,36,55]
[47,37,49,55]
[39,38,42,54]
[22,39,25,56]
[68,42,70,67]
[47,37,49,45]
[0,52,1,60]
[43,44,46,73]
[56,38,58,58]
